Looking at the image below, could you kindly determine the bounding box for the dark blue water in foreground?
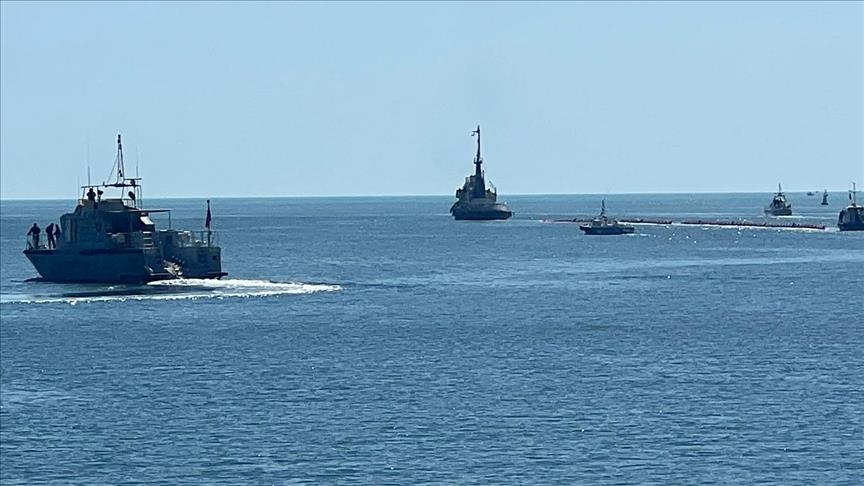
[1,194,862,484]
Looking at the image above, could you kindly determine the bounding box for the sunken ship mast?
[837,182,864,231]
[449,125,513,220]
[764,183,792,216]
[22,134,226,283]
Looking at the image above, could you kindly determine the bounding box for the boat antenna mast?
[102,133,143,206]
[472,125,482,177]
[103,134,125,186]
[114,133,125,184]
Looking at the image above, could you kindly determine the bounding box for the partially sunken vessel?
[764,183,792,216]
[837,183,864,231]
[23,134,227,283]
[449,125,513,220]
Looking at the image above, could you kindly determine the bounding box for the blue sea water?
[1,193,862,484]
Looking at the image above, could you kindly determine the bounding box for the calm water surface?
[1,194,862,484]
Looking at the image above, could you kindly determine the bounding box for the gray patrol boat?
[23,134,227,283]
[449,125,513,220]
[837,182,864,231]
[764,183,792,216]
[579,199,635,235]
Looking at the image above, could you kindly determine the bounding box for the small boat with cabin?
[23,134,227,283]
[764,183,792,216]
[579,199,635,235]
[449,125,513,220]
[837,183,864,232]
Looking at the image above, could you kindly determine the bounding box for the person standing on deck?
[46,223,55,249]
[27,223,41,249]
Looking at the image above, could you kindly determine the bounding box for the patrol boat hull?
[764,207,792,217]
[24,245,226,284]
[450,202,513,221]
[25,248,168,283]
[579,225,634,235]
[838,222,864,231]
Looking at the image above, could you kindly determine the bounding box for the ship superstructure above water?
[23,134,227,283]
[449,125,513,220]
[837,182,864,231]
[764,183,792,216]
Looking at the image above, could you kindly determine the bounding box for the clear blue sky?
[1,1,861,199]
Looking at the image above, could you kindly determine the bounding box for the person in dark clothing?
[46,223,55,249]
[53,223,61,244]
[87,187,96,202]
[27,223,41,249]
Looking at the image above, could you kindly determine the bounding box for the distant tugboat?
[579,199,634,235]
[837,183,864,231]
[764,183,792,216]
[23,134,227,283]
[821,190,829,206]
[450,125,513,220]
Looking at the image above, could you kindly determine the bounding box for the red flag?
[205,200,212,229]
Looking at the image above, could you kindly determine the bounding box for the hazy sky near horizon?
[1,1,862,199]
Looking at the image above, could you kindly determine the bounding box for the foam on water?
[0,278,342,305]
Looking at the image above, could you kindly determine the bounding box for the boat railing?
[162,230,219,248]
[107,231,157,249]
[24,235,46,251]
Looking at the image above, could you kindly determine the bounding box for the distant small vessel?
[23,134,227,283]
[579,199,634,235]
[764,183,792,216]
[450,125,513,221]
[821,190,829,206]
[807,191,815,196]
[837,183,864,231]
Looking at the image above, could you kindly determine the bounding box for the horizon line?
[0,188,853,202]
